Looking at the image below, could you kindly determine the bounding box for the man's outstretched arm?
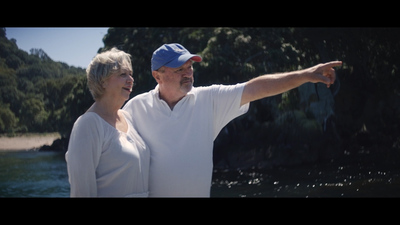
[240,61,343,106]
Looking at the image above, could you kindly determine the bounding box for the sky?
[5,27,109,68]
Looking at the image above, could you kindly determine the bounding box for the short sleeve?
[212,83,249,139]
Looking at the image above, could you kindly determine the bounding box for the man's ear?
[152,70,161,83]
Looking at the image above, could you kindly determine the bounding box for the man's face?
[154,60,194,95]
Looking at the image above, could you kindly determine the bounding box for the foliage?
[0,28,93,136]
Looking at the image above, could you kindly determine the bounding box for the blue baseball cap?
[151,43,202,71]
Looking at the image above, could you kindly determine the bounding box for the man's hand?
[305,61,342,88]
[241,61,343,106]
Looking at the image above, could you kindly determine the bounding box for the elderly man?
[123,43,342,197]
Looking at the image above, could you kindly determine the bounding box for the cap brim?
[164,54,202,68]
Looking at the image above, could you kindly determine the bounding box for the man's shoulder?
[123,91,153,111]
[134,91,152,99]
[129,90,154,103]
[192,84,221,93]
[193,83,245,94]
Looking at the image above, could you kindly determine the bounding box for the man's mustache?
[181,78,193,84]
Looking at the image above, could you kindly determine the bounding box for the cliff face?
[213,68,400,170]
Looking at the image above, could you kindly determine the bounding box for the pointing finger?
[322,61,342,68]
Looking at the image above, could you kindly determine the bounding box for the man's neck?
[157,86,189,110]
[159,91,186,110]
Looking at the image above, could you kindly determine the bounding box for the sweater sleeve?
[65,113,103,197]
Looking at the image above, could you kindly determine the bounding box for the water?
[1,150,400,197]
[0,151,70,197]
[211,154,400,197]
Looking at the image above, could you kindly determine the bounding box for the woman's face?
[103,67,134,101]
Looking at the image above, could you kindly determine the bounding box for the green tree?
[58,75,93,138]
[19,94,48,132]
[0,28,87,134]
[0,103,18,133]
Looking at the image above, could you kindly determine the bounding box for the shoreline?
[0,133,61,151]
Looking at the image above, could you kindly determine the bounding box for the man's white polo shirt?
[123,83,249,197]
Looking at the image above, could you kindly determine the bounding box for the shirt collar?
[152,84,196,100]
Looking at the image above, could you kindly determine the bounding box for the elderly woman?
[65,48,149,197]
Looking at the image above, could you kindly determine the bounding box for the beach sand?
[0,133,61,151]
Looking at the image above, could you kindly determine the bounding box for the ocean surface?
[0,151,69,197]
[1,150,400,198]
